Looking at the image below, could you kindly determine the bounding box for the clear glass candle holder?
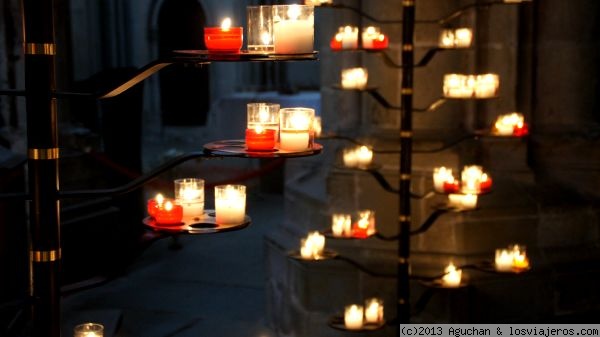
[439,28,473,49]
[341,67,368,90]
[344,304,364,330]
[214,184,246,224]
[174,178,205,219]
[272,5,314,54]
[364,298,384,324]
[74,323,104,337]
[247,6,274,53]
[246,102,280,151]
[279,108,315,152]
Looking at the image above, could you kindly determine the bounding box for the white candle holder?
[341,67,368,90]
[272,5,314,54]
[439,28,473,49]
[493,112,526,136]
[174,178,205,219]
[247,6,274,53]
[475,74,500,98]
[362,26,381,49]
[344,304,364,330]
[433,166,454,193]
[441,262,462,287]
[304,0,332,5]
[300,231,326,259]
[364,298,384,324]
[461,165,483,193]
[74,323,104,337]
[279,107,315,151]
[443,74,475,98]
[331,213,352,237]
[214,184,246,224]
[337,26,359,49]
[354,210,376,237]
[448,193,478,210]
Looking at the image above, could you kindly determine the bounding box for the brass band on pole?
[400,131,413,138]
[401,88,413,95]
[398,257,408,264]
[402,44,414,52]
[400,174,411,180]
[30,249,61,263]
[28,148,59,160]
[402,0,414,7]
[399,215,411,222]
[24,43,56,55]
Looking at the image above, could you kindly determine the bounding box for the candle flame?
[366,26,376,35]
[254,125,265,134]
[260,31,271,45]
[155,193,164,205]
[221,17,232,31]
[165,201,173,211]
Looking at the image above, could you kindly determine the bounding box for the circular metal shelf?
[419,280,469,289]
[328,315,386,332]
[204,140,323,158]
[322,229,374,240]
[143,210,250,235]
[443,94,499,100]
[331,84,379,92]
[173,50,318,62]
[476,261,531,275]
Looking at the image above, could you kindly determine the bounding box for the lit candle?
[371,33,389,50]
[362,26,380,49]
[353,210,375,238]
[443,74,474,98]
[493,112,527,136]
[344,304,364,330]
[439,28,473,49]
[448,193,478,210]
[214,184,246,224]
[356,146,373,167]
[272,5,314,54]
[479,173,493,193]
[495,249,514,272]
[330,31,343,50]
[147,193,164,217]
[331,214,352,237]
[441,262,462,287]
[247,6,274,53]
[461,165,484,194]
[74,323,104,337]
[279,107,314,151]
[340,26,359,49]
[343,147,358,168]
[300,231,325,259]
[154,200,184,225]
[364,298,384,324]
[246,103,280,151]
[433,167,455,193]
[510,244,530,271]
[341,67,368,90]
[313,116,322,138]
[204,17,243,53]
[474,74,499,98]
[174,178,205,219]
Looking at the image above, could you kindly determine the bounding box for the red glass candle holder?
[443,180,460,194]
[330,37,342,51]
[147,199,159,217]
[204,27,243,53]
[513,123,529,137]
[352,224,369,239]
[479,177,493,193]
[154,201,184,226]
[246,128,277,151]
[365,35,389,50]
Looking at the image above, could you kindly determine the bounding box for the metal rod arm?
[410,208,450,236]
[366,169,399,194]
[366,88,401,109]
[59,151,211,199]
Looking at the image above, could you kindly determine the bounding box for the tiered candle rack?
[0,2,321,333]
[310,0,533,328]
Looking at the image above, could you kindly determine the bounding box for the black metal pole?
[22,0,61,336]
[399,0,415,324]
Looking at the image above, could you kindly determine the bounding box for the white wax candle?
[495,249,514,271]
[215,185,246,224]
[300,231,325,259]
[362,26,379,49]
[273,20,314,54]
[332,214,352,237]
[344,305,364,330]
[433,167,454,193]
[448,194,478,210]
[461,165,483,193]
[364,298,383,324]
[341,68,368,90]
[475,74,499,98]
[356,146,373,167]
[441,262,462,287]
[340,26,358,49]
[494,112,524,135]
[280,130,310,151]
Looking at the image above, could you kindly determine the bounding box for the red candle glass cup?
[204,18,243,53]
[154,200,183,226]
[246,102,280,151]
[147,193,165,217]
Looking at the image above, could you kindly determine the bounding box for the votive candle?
[332,213,352,237]
[74,323,104,337]
[279,108,314,151]
[364,298,384,324]
[246,102,280,151]
[441,262,462,287]
[247,6,274,53]
[154,200,184,225]
[341,67,368,90]
[439,28,473,48]
[272,5,314,54]
[204,17,243,53]
[174,178,205,219]
[147,193,165,217]
[300,231,325,259]
[214,184,246,224]
[344,305,364,330]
